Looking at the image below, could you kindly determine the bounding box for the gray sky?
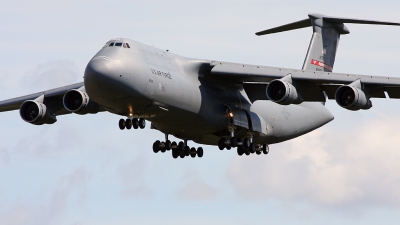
[1,1,400,224]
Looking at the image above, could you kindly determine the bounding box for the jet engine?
[266,79,302,105]
[19,100,57,125]
[63,89,99,115]
[335,85,372,110]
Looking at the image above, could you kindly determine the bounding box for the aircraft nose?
[84,58,124,99]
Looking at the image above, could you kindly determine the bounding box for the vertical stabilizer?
[301,14,349,72]
[256,13,400,72]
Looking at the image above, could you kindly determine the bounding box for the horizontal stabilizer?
[256,13,400,36]
[255,19,311,35]
[322,16,400,26]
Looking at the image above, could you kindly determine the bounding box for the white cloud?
[227,116,400,208]
[22,60,80,92]
[0,167,91,225]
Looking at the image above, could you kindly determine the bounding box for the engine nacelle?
[335,85,372,110]
[19,100,57,125]
[63,89,99,115]
[266,79,302,105]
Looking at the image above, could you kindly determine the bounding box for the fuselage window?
[115,42,123,47]
[109,42,115,46]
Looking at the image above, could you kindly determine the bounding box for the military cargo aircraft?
[1,13,400,159]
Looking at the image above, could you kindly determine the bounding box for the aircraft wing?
[0,82,84,115]
[209,61,400,102]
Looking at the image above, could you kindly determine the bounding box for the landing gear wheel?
[226,145,231,150]
[237,146,244,156]
[119,119,126,130]
[180,151,185,158]
[153,140,160,153]
[197,147,203,158]
[263,144,269,154]
[165,140,172,150]
[245,149,250,155]
[256,151,262,155]
[132,118,139,129]
[243,138,250,149]
[171,141,177,149]
[125,119,132,129]
[218,137,226,150]
[172,149,178,158]
[230,137,238,147]
[190,147,196,158]
[184,146,190,156]
[139,118,146,129]
[249,143,256,154]
[160,142,166,153]
[178,142,184,152]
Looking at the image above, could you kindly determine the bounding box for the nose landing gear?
[119,118,146,130]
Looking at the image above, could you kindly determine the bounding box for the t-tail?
[256,13,400,72]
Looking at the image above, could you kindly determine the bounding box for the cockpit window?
[109,42,115,46]
[123,43,131,48]
[115,42,122,47]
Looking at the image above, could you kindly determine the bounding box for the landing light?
[229,112,234,118]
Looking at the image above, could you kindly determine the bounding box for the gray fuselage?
[84,38,334,146]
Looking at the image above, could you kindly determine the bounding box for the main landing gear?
[119,118,146,130]
[218,136,269,156]
[152,136,203,159]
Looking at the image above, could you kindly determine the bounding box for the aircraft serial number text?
[151,69,172,80]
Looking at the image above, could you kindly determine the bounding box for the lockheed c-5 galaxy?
[1,13,400,159]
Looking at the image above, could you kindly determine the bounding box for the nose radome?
[84,58,114,99]
[84,59,109,83]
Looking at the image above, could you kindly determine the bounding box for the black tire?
[184,146,190,156]
[226,145,231,150]
[250,143,256,153]
[218,137,226,150]
[256,151,262,155]
[263,144,269,154]
[153,140,160,153]
[243,138,250,149]
[132,118,139,129]
[180,151,185,158]
[237,146,244,156]
[197,147,203,157]
[160,142,166,152]
[190,147,196,158]
[172,149,178,158]
[245,150,250,155]
[230,137,238,147]
[139,118,146,129]
[171,141,177,149]
[119,119,125,130]
[165,140,172,150]
[125,119,132,129]
[178,141,184,153]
